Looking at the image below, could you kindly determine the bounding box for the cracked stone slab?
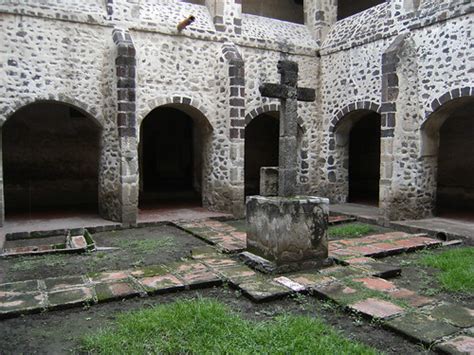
[238,277,292,302]
[0,280,40,295]
[435,335,474,355]
[349,298,405,319]
[273,276,305,292]
[311,281,361,304]
[95,281,143,302]
[388,288,434,308]
[44,276,87,291]
[428,303,474,328]
[169,261,222,289]
[47,286,95,310]
[89,271,131,283]
[215,264,257,286]
[384,312,460,345]
[286,272,336,289]
[190,246,221,260]
[0,292,46,319]
[137,274,185,295]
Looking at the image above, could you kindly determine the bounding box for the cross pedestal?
[243,60,330,274]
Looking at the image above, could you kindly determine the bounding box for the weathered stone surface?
[259,167,278,196]
[385,313,460,345]
[429,303,474,328]
[246,195,329,271]
[47,287,94,309]
[94,281,142,301]
[435,336,474,355]
[349,298,405,319]
[238,277,292,302]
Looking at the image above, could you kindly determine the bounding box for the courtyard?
[1,216,472,354]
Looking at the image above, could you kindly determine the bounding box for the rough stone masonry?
[0,0,472,226]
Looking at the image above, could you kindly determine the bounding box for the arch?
[245,104,280,127]
[421,88,473,156]
[328,103,382,205]
[1,96,103,129]
[139,96,212,131]
[330,101,381,134]
[419,92,474,218]
[138,101,213,209]
[245,104,308,133]
[2,101,102,218]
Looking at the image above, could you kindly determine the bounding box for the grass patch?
[81,298,378,354]
[329,223,376,239]
[9,254,68,271]
[418,247,474,292]
[114,236,176,254]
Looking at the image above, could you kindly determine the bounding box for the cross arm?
[259,83,288,99]
[297,87,316,102]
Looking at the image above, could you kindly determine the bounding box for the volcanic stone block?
[246,196,329,272]
[259,167,278,196]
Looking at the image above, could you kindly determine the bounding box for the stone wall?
[0,0,472,225]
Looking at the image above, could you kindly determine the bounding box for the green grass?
[81,298,378,354]
[114,236,176,254]
[418,247,474,292]
[9,253,68,271]
[329,223,377,239]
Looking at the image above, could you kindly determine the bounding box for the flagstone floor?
[0,217,472,354]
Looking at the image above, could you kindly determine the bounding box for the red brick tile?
[435,336,474,354]
[138,274,184,294]
[349,298,404,319]
[352,277,397,292]
[388,288,434,307]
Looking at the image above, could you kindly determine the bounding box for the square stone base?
[246,195,329,273]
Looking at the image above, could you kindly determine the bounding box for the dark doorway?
[242,0,304,24]
[348,112,381,205]
[3,102,101,217]
[139,107,201,207]
[337,0,385,20]
[244,112,279,196]
[436,99,474,219]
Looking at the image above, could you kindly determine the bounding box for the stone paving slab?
[47,286,94,310]
[311,280,361,304]
[349,298,405,319]
[0,292,46,319]
[94,281,144,302]
[435,335,474,355]
[328,215,357,225]
[384,313,461,345]
[212,264,257,286]
[169,261,222,289]
[176,220,246,253]
[137,274,185,295]
[238,277,292,302]
[427,303,474,328]
[44,276,87,292]
[329,232,442,260]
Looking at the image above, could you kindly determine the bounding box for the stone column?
[304,0,337,43]
[206,0,242,36]
[113,28,139,225]
[0,131,4,226]
[223,43,245,217]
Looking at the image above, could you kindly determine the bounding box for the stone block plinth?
[245,195,330,273]
[260,167,278,196]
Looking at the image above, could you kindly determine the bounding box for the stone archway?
[244,111,279,196]
[138,103,212,208]
[1,101,102,219]
[421,94,474,219]
[331,102,382,205]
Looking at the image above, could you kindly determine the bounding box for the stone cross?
[259,60,316,197]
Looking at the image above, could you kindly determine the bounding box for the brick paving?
[1,219,472,354]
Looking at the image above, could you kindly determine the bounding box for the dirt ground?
[0,221,470,354]
[0,225,207,283]
[0,287,429,355]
